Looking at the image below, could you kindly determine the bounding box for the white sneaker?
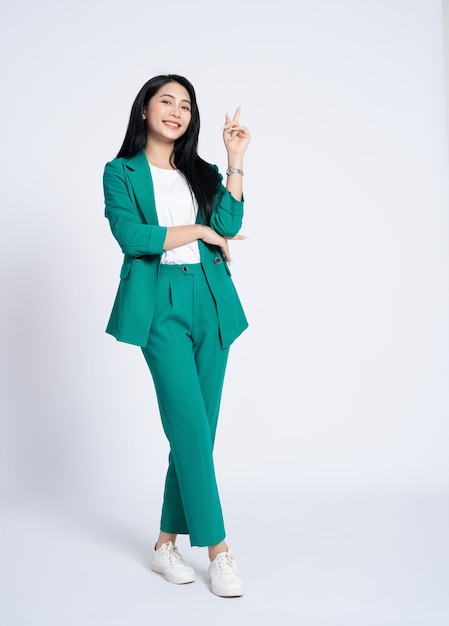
[151,541,196,584]
[209,548,244,597]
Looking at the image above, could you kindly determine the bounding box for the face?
[143,82,192,143]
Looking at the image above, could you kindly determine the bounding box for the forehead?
[154,82,191,102]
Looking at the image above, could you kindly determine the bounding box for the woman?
[103,74,250,597]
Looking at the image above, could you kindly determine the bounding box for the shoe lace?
[162,541,182,566]
[217,548,237,573]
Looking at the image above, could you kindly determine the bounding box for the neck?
[145,137,176,169]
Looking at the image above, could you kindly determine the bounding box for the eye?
[182,105,191,112]
[161,99,171,105]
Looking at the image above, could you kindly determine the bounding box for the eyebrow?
[159,93,191,105]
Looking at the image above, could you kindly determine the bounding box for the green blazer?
[103,149,248,349]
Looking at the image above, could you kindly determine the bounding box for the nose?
[169,104,181,118]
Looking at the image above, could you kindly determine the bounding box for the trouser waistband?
[158,263,204,275]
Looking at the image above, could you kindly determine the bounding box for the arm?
[209,181,244,238]
[104,161,233,261]
[104,161,167,257]
[207,106,251,238]
[163,224,230,261]
[164,223,234,263]
[223,106,251,202]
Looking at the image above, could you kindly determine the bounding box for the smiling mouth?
[163,121,181,129]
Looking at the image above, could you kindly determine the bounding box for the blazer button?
[214,256,222,264]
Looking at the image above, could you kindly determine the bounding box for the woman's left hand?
[223,106,251,155]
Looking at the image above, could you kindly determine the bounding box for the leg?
[142,265,228,547]
[190,280,230,559]
[143,331,226,547]
[209,540,228,560]
[155,531,177,551]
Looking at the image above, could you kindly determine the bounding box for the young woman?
[103,74,250,597]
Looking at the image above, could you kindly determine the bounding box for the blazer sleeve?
[103,160,167,257]
[208,167,244,238]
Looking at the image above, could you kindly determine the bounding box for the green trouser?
[141,263,229,547]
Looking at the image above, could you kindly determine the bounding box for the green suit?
[103,149,248,349]
[103,149,248,546]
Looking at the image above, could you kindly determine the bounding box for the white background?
[1,1,448,624]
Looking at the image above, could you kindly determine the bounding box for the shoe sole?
[151,563,196,584]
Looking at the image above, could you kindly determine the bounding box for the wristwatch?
[226,167,244,177]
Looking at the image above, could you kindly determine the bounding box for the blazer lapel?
[125,150,158,225]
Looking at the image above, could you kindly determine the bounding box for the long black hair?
[116,74,220,225]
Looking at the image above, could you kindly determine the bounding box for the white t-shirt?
[149,163,200,265]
